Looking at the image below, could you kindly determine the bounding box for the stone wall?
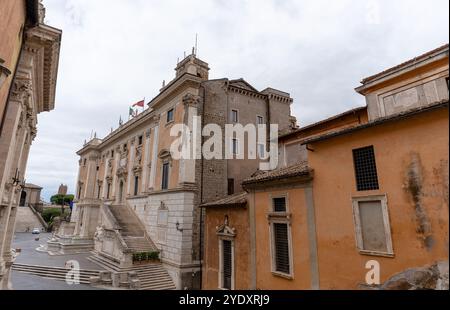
[14,206,45,233]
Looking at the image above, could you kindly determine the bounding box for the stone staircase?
[87,254,176,290]
[12,263,101,285]
[106,204,158,253]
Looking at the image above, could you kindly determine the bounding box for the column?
[149,125,159,190]
[126,140,135,196]
[111,148,120,199]
[141,129,151,191]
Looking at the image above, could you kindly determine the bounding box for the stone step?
[11,264,101,285]
[12,263,101,274]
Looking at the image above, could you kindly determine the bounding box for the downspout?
[198,84,206,290]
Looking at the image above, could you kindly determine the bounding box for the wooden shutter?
[273,223,290,274]
[222,240,232,289]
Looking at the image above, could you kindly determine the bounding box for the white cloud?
[27,0,449,200]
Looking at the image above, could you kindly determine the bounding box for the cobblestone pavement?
[11,233,105,290]
[12,233,103,270]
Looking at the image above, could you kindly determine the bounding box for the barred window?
[273,197,287,212]
[162,163,170,190]
[222,240,232,290]
[273,223,290,274]
[353,146,379,191]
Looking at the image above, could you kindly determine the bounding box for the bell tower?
[175,48,210,80]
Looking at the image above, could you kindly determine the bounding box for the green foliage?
[132,251,160,263]
[41,208,70,224]
[50,194,74,205]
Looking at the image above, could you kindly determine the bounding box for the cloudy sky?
[27,0,449,200]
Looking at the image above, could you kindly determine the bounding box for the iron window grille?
[353,146,379,191]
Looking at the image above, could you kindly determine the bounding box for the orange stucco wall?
[309,107,449,289]
[203,206,250,290]
[0,0,26,127]
[254,189,313,289]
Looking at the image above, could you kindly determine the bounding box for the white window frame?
[268,194,294,279]
[231,109,239,123]
[256,115,264,125]
[218,237,235,290]
[352,194,394,257]
[231,138,239,155]
[257,143,265,159]
[166,108,175,124]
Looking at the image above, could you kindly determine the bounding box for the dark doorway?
[20,191,27,207]
[119,180,124,203]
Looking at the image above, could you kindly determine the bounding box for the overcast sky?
[27,0,449,200]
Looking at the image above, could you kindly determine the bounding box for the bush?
[132,251,160,262]
[41,208,70,225]
[42,208,62,223]
[50,194,74,206]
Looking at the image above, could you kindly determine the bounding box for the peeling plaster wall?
[308,106,449,289]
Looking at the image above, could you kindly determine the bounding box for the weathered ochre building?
[202,44,449,290]
[0,0,61,289]
[51,52,297,290]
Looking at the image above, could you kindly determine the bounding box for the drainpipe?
[198,84,206,290]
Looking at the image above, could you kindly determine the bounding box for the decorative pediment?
[229,79,258,92]
[216,216,236,238]
[158,149,172,159]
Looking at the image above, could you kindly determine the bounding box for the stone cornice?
[227,84,293,104]
[149,73,203,109]
[24,24,62,113]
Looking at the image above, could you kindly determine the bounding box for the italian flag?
[132,100,145,107]
[129,107,136,117]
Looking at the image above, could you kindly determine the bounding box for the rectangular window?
[273,197,287,212]
[138,135,143,146]
[352,195,393,256]
[97,185,101,199]
[161,163,169,190]
[227,179,234,195]
[258,144,265,159]
[231,110,238,123]
[111,150,114,158]
[232,139,238,155]
[257,116,264,125]
[134,176,139,196]
[273,223,290,274]
[167,108,174,123]
[222,240,232,290]
[353,146,379,191]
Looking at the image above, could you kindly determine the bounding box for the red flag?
[132,100,145,108]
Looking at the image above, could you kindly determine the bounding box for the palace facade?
[54,52,297,289]
[0,0,62,289]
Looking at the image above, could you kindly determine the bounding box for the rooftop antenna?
[195,33,198,56]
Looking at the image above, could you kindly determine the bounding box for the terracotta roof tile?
[200,192,248,208]
[242,162,311,186]
[361,44,449,84]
